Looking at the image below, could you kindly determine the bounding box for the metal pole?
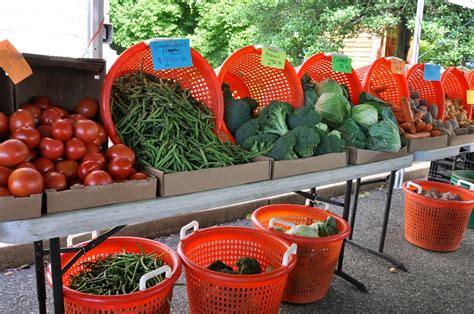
[379,171,396,253]
[337,180,352,272]
[34,241,47,314]
[411,0,424,64]
[349,178,361,239]
[49,238,64,314]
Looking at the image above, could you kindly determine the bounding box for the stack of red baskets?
[441,66,472,119]
[297,52,362,104]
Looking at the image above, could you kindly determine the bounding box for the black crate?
[428,148,474,183]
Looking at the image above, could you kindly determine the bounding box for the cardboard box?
[271,151,348,179]
[0,53,105,114]
[447,134,474,146]
[45,177,157,214]
[403,135,448,153]
[0,193,42,222]
[348,146,408,165]
[146,157,272,197]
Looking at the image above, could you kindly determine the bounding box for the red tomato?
[51,119,74,142]
[74,98,98,119]
[11,126,41,149]
[19,104,41,125]
[40,109,61,125]
[55,160,78,180]
[82,152,106,169]
[62,118,75,126]
[130,172,148,180]
[84,170,112,186]
[128,168,137,177]
[0,186,11,196]
[33,96,50,110]
[43,171,67,191]
[9,110,35,133]
[106,144,135,164]
[39,138,64,160]
[26,149,37,162]
[69,114,86,122]
[108,157,132,179]
[92,137,101,146]
[85,143,102,154]
[50,105,69,119]
[96,123,108,145]
[15,162,37,170]
[0,166,13,186]
[38,125,52,138]
[0,139,29,167]
[8,168,43,197]
[64,138,86,160]
[0,112,8,137]
[33,157,55,174]
[74,120,98,144]
[77,161,100,181]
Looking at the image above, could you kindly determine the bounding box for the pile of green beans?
[110,72,261,173]
[68,251,165,295]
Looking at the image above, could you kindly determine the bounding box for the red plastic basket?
[406,64,445,120]
[251,204,349,304]
[47,236,182,313]
[357,57,410,108]
[441,67,471,118]
[467,70,474,89]
[177,222,297,314]
[100,39,224,144]
[298,53,363,104]
[403,181,474,252]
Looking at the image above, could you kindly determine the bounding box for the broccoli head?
[207,260,235,273]
[258,101,294,136]
[235,119,261,144]
[315,130,345,155]
[290,126,321,158]
[224,99,252,135]
[301,73,318,107]
[242,133,278,155]
[241,97,259,112]
[222,83,234,104]
[266,132,298,160]
[288,106,321,129]
[236,257,262,275]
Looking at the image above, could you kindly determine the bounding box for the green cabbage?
[351,105,378,129]
[316,78,343,96]
[367,120,401,153]
[315,92,351,126]
[338,118,367,149]
[286,225,319,237]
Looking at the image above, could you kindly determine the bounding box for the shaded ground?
[1,188,473,313]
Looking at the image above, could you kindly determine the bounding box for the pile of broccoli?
[207,257,263,275]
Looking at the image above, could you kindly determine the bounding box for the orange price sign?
[0,40,32,84]
[390,59,405,75]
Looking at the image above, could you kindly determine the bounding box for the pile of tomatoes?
[0,96,147,198]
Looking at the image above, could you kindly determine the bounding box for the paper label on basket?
[149,39,192,70]
[423,64,441,81]
[332,55,352,73]
[467,90,474,105]
[261,47,286,69]
[390,59,405,75]
[0,40,32,84]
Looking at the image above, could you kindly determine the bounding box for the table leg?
[337,179,352,272]
[34,241,47,314]
[379,170,396,253]
[349,178,361,239]
[49,238,64,314]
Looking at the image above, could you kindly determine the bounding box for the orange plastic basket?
[101,39,224,144]
[403,181,474,252]
[297,53,363,104]
[467,70,474,89]
[251,204,349,304]
[406,64,445,120]
[47,236,182,313]
[177,222,297,314]
[357,57,410,108]
[441,67,471,118]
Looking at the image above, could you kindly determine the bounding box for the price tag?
[331,55,352,73]
[423,63,441,81]
[467,90,474,105]
[390,59,405,75]
[150,39,192,71]
[0,40,32,84]
[261,47,286,69]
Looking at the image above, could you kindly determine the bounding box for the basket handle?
[305,199,330,210]
[282,243,298,267]
[406,181,423,194]
[269,218,297,234]
[180,221,199,240]
[144,38,183,46]
[253,44,284,52]
[139,265,172,291]
[324,52,348,58]
[455,179,474,191]
[67,231,99,247]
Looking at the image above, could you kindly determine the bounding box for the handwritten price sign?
[261,47,286,69]
[332,55,352,73]
[0,40,32,84]
[150,39,192,70]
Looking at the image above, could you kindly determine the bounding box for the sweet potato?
[404,132,431,139]
[416,120,426,132]
[400,97,416,134]
[400,122,411,130]
[423,124,433,132]
[430,130,441,137]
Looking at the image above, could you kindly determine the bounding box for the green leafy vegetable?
[224,99,252,134]
[315,130,345,155]
[287,225,319,237]
[235,119,261,144]
[316,78,344,96]
[242,133,278,155]
[287,105,321,130]
[266,132,298,160]
[351,104,378,129]
[236,258,262,274]
[259,101,294,136]
[367,120,401,153]
[338,118,367,149]
[208,260,235,274]
[301,73,318,107]
[315,92,351,126]
[290,126,321,158]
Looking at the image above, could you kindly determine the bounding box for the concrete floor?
[1,187,473,313]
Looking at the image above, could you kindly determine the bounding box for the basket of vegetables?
[441,67,472,120]
[297,52,363,105]
[403,180,474,252]
[177,221,297,314]
[251,204,349,303]
[356,57,410,108]
[47,236,181,313]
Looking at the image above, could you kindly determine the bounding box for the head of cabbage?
[338,118,367,149]
[315,92,351,126]
[316,78,343,96]
[286,225,319,237]
[351,104,378,129]
[366,107,401,153]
